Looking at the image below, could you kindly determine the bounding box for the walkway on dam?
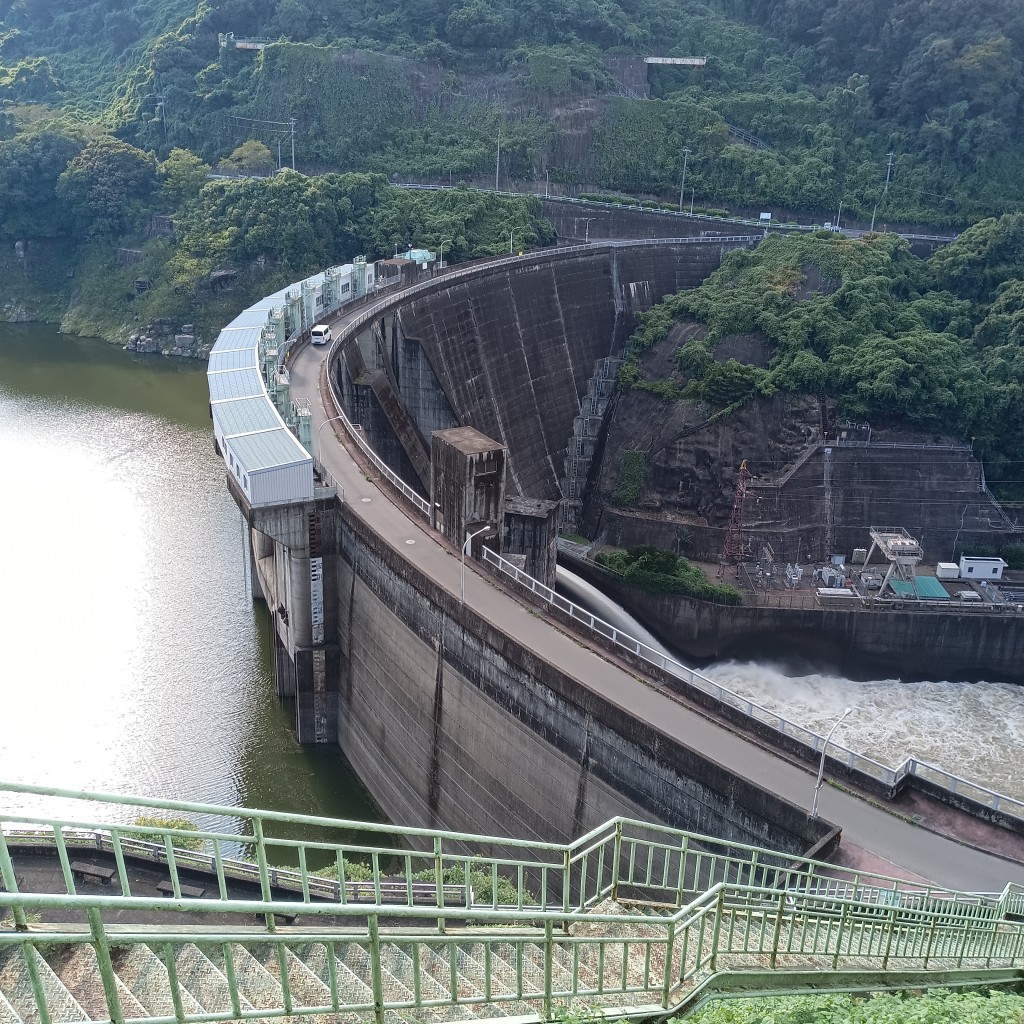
[288,304,1024,894]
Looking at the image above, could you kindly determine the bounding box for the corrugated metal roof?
[208,367,265,402]
[209,346,259,372]
[213,396,283,437]
[230,427,308,472]
[220,308,274,332]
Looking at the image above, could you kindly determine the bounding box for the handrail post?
[252,819,275,932]
[709,888,725,973]
[0,828,28,931]
[611,821,623,902]
[832,901,849,970]
[88,907,125,1024]
[562,848,571,935]
[434,837,446,935]
[881,905,897,970]
[543,919,554,1021]
[661,919,676,1008]
[368,913,385,1024]
[769,890,786,969]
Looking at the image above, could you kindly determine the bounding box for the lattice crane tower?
[719,459,750,571]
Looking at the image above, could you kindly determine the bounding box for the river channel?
[0,324,383,844]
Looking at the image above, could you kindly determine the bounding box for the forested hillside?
[619,217,1024,496]
[1,0,1022,347]
[2,0,1023,224]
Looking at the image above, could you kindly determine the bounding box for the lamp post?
[678,147,691,212]
[461,526,491,603]
[810,707,853,819]
[582,217,595,243]
[316,414,345,463]
[544,167,549,198]
[438,238,452,270]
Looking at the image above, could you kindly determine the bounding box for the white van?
[310,324,332,346]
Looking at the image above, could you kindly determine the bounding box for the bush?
[598,545,742,604]
[133,815,204,851]
[612,450,646,506]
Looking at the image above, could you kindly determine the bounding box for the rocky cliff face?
[583,322,821,556]
[124,319,211,360]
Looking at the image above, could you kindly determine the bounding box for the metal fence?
[2,785,1024,1024]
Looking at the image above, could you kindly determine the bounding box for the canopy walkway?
[2,782,1023,1024]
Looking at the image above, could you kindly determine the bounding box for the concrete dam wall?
[341,241,754,504]
[329,503,822,858]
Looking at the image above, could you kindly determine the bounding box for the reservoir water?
[0,324,383,843]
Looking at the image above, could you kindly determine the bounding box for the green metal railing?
[3,782,1024,1024]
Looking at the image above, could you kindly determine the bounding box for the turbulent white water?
[707,661,1024,802]
[556,564,1024,805]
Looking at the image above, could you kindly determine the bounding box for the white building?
[959,555,1008,580]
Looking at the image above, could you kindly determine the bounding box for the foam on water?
[708,660,1024,801]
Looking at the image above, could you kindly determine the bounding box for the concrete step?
[449,941,536,1015]
[207,943,284,1012]
[289,941,375,1012]
[45,945,148,1021]
[0,986,25,1024]
[334,941,417,1024]
[371,943,476,1022]
[110,944,203,1019]
[174,943,256,1017]
[0,946,88,1024]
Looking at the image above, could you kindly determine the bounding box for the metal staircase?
[3,782,1024,1024]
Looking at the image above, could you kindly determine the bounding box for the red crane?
[719,459,749,572]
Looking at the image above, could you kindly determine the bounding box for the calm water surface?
[0,325,383,847]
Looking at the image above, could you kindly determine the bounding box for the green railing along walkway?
[2,783,1024,1024]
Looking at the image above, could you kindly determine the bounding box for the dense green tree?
[0,123,84,239]
[158,147,210,205]
[56,135,157,235]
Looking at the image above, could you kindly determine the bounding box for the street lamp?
[582,217,595,243]
[544,167,549,198]
[810,707,853,819]
[461,525,491,603]
[678,146,692,212]
[316,414,345,463]
[438,238,452,270]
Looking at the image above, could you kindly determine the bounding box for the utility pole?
[545,167,549,198]
[870,152,895,232]
[678,147,691,212]
[836,199,842,231]
[495,127,501,192]
[690,187,695,216]
[289,118,296,171]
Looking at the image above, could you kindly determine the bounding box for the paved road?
[289,306,1023,894]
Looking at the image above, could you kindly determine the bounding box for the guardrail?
[2,789,1023,1024]
[314,243,1023,831]
[2,783,1005,920]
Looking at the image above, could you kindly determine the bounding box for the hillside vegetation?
[1,0,1023,225]
[619,218,1024,497]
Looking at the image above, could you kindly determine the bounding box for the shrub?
[598,545,742,604]
[612,450,646,506]
[133,815,204,851]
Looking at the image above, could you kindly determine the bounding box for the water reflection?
[0,326,384,857]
